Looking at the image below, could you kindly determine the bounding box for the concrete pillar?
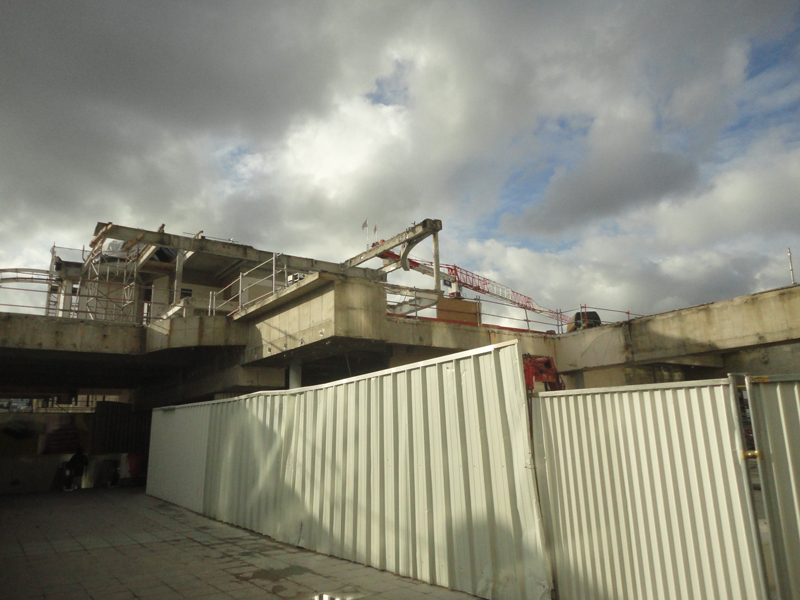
[130,282,144,325]
[172,251,186,306]
[57,279,73,317]
[288,362,302,389]
[432,231,441,294]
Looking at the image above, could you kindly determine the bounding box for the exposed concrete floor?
[0,487,478,600]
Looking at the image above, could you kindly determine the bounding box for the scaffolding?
[0,243,164,324]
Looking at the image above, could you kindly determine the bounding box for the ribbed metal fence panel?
[747,375,800,600]
[532,379,767,600]
[91,401,151,456]
[149,341,552,600]
[147,403,211,514]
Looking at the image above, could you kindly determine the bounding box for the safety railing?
[208,254,287,317]
[0,280,170,325]
[385,285,643,334]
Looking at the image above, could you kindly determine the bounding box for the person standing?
[66,446,89,490]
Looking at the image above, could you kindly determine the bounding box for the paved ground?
[0,487,478,600]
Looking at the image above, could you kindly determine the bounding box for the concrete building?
[1,219,799,410]
[4,219,799,599]
[1,220,799,494]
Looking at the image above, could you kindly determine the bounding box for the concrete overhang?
[0,314,144,355]
[146,315,249,352]
[133,364,286,409]
[239,275,558,367]
[554,284,800,372]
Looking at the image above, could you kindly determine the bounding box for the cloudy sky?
[1,1,799,320]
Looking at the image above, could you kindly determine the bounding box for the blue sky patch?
[746,17,800,80]
[366,61,410,106]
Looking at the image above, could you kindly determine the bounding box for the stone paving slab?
[0,488,479,600]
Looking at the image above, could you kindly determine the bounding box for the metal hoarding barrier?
[90,401,151,456]
[746,375,800,600]
[532,378,767,600]
[148,341,552,600]
[147,403,211,514]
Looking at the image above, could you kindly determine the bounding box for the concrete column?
[288,362,302,389]
[130,282,144,325]
[57,279,73,317]
[432,231,441,294]
[172,251,186,306]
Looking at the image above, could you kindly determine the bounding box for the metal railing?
[208,254,287,317]
[0,281,169,324]
[385,285,644,334]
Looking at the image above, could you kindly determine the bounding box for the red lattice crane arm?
[379,250,569,324]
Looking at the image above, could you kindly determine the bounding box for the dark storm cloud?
[2,3,343,135]
[0,1,408,245]
[0,0,798,316]
[515,148,699,233]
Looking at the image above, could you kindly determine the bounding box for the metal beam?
[383,283,440,298]
[341,219,442,270]
[384,283,441,316]
[388,297,439,316]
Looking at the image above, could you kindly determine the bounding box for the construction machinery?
[376,248,570,326]
[522,354,565,392]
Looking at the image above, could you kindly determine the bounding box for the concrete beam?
[91,223,385,281]
[146,315,249,352]
[243,279,338,364]
[341,218,442,270]
[241,276,557,365]
[629,285,800,360]
[652,355,725,368]
[382,315,556,357]
[0,314,144,355]
[135,364,285,409]
[554,284,800,372]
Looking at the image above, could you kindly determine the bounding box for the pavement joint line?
[1,488,479,600]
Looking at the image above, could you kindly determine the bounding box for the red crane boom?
[379,250,569,324]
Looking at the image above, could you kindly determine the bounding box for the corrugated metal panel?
[148,341,552,600]
[747,375,800,600]
[147,403,210,514]
[90,402,151,456]
[532,379,767,600]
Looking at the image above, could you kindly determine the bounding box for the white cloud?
[646,139,800,249]
[278,98,410,203]
[0,1,798,320]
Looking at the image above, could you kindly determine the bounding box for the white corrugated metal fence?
[747,375,800,600]
[149,343,785,600]
[147,403,211,514]
[148,341,552,600]
[531,378,768,599]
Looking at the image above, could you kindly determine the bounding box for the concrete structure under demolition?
[0,219,799,496]
[2,220,800,597]
[1,218,800,412]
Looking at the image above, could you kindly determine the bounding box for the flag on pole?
[361,219,368,230]
[373,223,377,235]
